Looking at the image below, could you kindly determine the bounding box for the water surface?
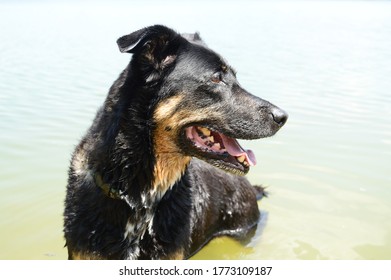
[0,0,390,259]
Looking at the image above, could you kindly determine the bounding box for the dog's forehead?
[179,42,229,72]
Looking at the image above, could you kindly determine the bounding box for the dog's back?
[186,159,264,256]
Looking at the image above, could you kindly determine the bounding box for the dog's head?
[117,25,288,176]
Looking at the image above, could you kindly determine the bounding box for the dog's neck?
[153,153,191,193]
[92,147,190,209]
[89,68,191,209]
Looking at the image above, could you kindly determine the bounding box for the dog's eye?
[211,72,223,84]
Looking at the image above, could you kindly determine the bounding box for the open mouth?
[184,125,257,175]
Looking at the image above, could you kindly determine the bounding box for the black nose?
[271,107,288,127]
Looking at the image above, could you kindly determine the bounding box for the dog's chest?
[121,191,163,259]
[122,213,153,259]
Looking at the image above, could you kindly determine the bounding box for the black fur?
[64,25,287,259]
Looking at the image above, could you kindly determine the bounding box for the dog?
[63,25,288,260]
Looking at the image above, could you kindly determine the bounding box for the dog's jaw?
[183,125,257,175]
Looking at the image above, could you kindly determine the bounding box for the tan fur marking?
[71,251,102,260]
[73,148,87,176]
[72,144,94,183]
[153,95,184,122]
[153,95,224,192]
[163,249,185,260]
[153,95,191,192]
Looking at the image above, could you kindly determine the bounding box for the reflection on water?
[293,240,327,260]
[1,0,390,259]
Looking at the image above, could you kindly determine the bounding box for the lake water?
[0,0,390,260]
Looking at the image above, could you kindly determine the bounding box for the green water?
[1,0,390,259]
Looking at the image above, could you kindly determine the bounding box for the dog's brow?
[221,64,236,76]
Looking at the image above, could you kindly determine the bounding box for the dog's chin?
[202,157,249,176]
[180,125,258,176]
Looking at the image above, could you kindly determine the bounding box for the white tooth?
[208,136,214,143]
[243,160,249,167]
[237,155,245,163]
[213,143,221,150]
[199,127,211,136]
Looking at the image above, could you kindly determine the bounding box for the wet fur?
[64,25,285,260]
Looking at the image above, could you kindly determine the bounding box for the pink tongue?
[220,135,257,166]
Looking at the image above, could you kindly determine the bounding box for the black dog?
[63,25,288,260]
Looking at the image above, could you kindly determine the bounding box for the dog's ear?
[117,27,149,54]
[181,32,207,46]
[117,25,181,72]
